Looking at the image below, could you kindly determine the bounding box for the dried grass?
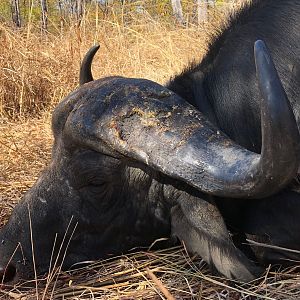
[2,1,300,299]
[2,244,300,299]
[0,3,227,118]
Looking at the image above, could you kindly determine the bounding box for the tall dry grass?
[0,2,232,119]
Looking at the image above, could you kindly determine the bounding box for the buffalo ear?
[79,44,100,85]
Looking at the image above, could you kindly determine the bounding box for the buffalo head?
[0,41,299,283]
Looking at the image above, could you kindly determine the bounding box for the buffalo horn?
[67,40,300,198]
[79,44,100,85]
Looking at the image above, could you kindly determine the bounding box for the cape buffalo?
[1,0,300,284]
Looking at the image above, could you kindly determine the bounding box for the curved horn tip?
[79,44,101,86]
[253,39,300,196]
[254,40,267,53]
[254,40,275,76]
[91,44,100,52]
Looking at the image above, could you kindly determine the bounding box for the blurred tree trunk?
[40,0,48,32]
[11,0,21,27]
[197,0,207,23]
[76,0,84,23]
[57,0,64,30]
[171,0,185,25]
[197,0,216,23]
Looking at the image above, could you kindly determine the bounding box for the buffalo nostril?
[0,264,17,283]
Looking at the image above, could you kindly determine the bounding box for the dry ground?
[1,2,300,299]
